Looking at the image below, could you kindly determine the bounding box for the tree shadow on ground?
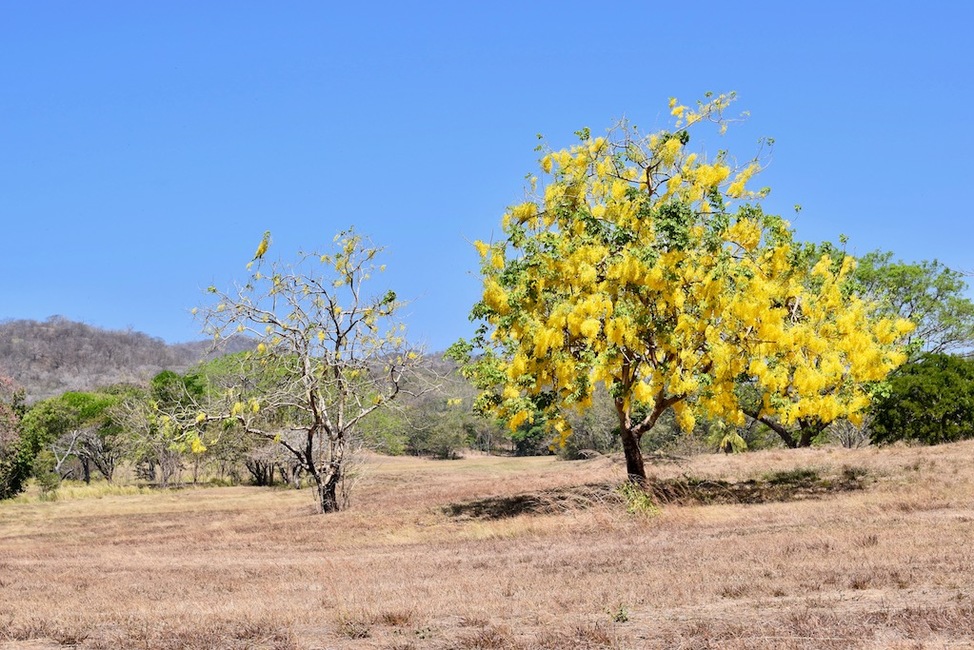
[443,466,871,520]
[655,465,870,505]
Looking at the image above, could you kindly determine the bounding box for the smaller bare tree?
[194,228,428,513]
[77,426,123,483]
[827,418,873,449]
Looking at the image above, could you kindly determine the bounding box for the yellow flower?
[509,353,527,378]
[662,137,682,162]
[673,402,695,432]
[483,278,510,315]
[694,163,730,188]
[508,410,531,430]
[580,318,601,339]
[511,202,538,224]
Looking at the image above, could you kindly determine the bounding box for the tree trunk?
[744,409,798,448]
[93,455,115,483]
[317,470,341,513]
[797,420,826,448]
[619,428,646,483]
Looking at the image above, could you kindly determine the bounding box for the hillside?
[0,316,252,401]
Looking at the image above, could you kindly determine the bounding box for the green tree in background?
[22,391,124,489]
[0,376,29,500]
[855,252,974,355]
[871,353,974,445]
[824,253,974,448]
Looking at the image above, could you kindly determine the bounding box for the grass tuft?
[335,609,373,639]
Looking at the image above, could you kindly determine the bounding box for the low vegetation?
[2,441,973,649]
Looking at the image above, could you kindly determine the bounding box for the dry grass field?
[2,441,974,649]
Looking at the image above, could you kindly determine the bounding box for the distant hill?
[0,316,253,402]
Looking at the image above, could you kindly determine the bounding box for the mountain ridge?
[0,316,251,402]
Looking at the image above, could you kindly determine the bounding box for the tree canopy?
[854,251,974,356]
[454,94,913,481]
[871,353,974,445]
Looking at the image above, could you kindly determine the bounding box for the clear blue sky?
[3,2,972,351]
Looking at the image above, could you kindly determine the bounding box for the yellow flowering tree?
[193,228,424,512]
[453,94,912,482]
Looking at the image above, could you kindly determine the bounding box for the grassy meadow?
[2,442,974,649]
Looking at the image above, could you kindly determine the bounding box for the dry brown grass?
[2,442,974,649]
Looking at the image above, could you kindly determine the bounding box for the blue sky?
[2,2,972,351]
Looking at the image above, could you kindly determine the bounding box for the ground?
[1,442,973,649]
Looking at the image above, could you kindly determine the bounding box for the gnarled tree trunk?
[316,471,341,513]
[619,428,646,483]
[307,432,345,513]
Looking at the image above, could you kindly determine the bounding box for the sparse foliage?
[192,228,427,512]
[110,373,210,487]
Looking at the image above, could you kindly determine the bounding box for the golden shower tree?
[453,94,912,481]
